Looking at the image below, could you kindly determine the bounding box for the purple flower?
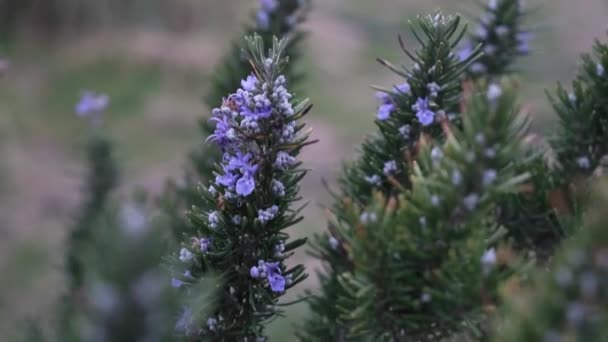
[394,82,411,94]
[171,278,184,288]
[377,103,395,121]
[475,25,488,39]
[236,175,256,196]
[258,205,279,224]
[248,105,273,119]
[200,238,211,253]
[265,262,286,292]
[241,75,258,91]
[375,91,390,102]
[383,160,398,175]
[470,62,487,74]
[76,91,109,117]
[458,42,473,62]
[274,151,296,169]
[175,307,194,334]
[215,171,238,188]
[259,0,278,12]
[516,31,533,55]
[256,10,270,30]
[487,83,502,102]
[209,115,233,148]
[495,25,509,37]
[250,266,260,278]
[413,97,435,126]
[226,151,252,172]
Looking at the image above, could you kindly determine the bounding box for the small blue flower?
[365,174,382,186]
[241,74,258,91]
[488,0,498,11]
[360,212,377,224]
[179,248,193,262]
[274,151,296,170]
[171,278,184,288]
[464,193,480,211]
[597,63,605,77]
[215,171,238,188]
[431,147,443,162]
[265,262,286,292]
[258,205,279,224]
[208,211,220,229]
[259,0,278,12]
[470,62,487,74]
[377,103,395,121]
[236,175,256,196]
[577,156,591,170]
[394,82,411,94]
[427,82,441,98]
[207,317,218,332]
[76,91,109,117]
[200,238,211,253]
[458,40,473,62]
[175,307,194,334]
[482,169,497,186]
[272,179,285,197]
[516,32,533,55]
[256,10,270,30]
[475,25,488,39]
[328,236,339,250]
[413,97,435,126]
[487,83,502,102]
[250,265,260,278]
[383,160,398,175]
[495,25,509,37]
[399,124,411,139]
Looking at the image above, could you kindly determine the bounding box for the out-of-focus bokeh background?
[0,0,606,338]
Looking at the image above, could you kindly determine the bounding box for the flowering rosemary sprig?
[301,12,481,340]
[66,91,116,292]
[549,34,608,181]
[162,0,311,244]
[333,81,531,340]
[173,35,313,340]
[493,181,608,341]
[460,0,532,79]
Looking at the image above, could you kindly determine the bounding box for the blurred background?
[0,0,607,339]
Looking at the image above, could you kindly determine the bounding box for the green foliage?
[493,181,608,341]
[161,0,310,244]
[459,0,566,262]
[302,12,481,340]
[501,32,608,260]
[549,34,608,181]
[66,133,118,292]
[58,192,191,342]
[172,35,313,340]
[333,81,530,341]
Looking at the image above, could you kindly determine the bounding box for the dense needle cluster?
[172,35,312,340]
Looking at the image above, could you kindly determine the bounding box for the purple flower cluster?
[250,260,286,293]
[209,73,296,200]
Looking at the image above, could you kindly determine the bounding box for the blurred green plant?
[493,179,608,341]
